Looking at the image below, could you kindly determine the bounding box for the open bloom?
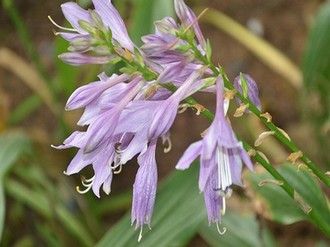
[176,78,253,228]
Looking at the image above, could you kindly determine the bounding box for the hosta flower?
[50,0,135,65]
[176,78,253,229]
[53,0,258,240]
[141,0,208,81]
[132,139,158,242]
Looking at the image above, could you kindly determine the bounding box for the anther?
[114,142,123,155]
[113,164,122,174]
[163,138,172,153]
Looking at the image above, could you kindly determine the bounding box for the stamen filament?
[48,16,78,32]
[216,222,227,235]
[138,226,143,242]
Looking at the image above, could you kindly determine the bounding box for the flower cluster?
[52,0,259,239]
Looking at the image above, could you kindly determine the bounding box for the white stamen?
[48,15,78,32]
[217,147,232,192]
[216,222,227,235]
[138,226,143,242]
[76,175,95,194]
[221,197,226,215]
[113,164,122,174]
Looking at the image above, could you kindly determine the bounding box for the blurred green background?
[0,0,330,246]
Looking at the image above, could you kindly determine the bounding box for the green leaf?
[0,132,31,240]
[247,168,307,224]
[96,163,206,247]
[302,1,330,165]
[199,212,277,247]
[8,94,42,125]
[129,0,175,46]
[247,164,330,227]
[55,205,95,247]
[278,164,330,224]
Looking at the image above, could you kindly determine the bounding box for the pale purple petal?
[66,73,130,110]
[61,2,91,33]
[65,149,92,175]
[57,32,90,42]
[92,157,112,197]
[174,0,206,48]
[102,172,113,195]
[203,167,222,223]
[176,141,202,170]
[92,0,134,51]
[59,52,112,66]
[131,140,158,228]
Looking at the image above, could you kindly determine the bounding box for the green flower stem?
[183,94,330,236]
[188,40,330,187]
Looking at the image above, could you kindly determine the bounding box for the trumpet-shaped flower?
[132,139,158,241]
[176,78,253,226]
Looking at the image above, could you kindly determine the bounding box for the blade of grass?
[8,94,42,125]
[0,47,57,114]
[0,132,31,240]
[2,0,50,82]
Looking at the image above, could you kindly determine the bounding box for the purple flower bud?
[233,74,261,112]
[66,73,130,110]
[174,0,206,48]
[59,52,112,66]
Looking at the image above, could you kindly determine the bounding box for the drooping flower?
[176,77,253,228]
[131,139,158,242]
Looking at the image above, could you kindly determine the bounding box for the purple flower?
[176,77,253,226]
[66,73,130,110]
[60,0,134,51]
[174,0,206,48]
[58,52,114,66]
[131,139,158,241]
[141,0,207,79]
[50,0,136,66]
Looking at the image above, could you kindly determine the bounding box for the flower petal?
[176,141,202,170]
